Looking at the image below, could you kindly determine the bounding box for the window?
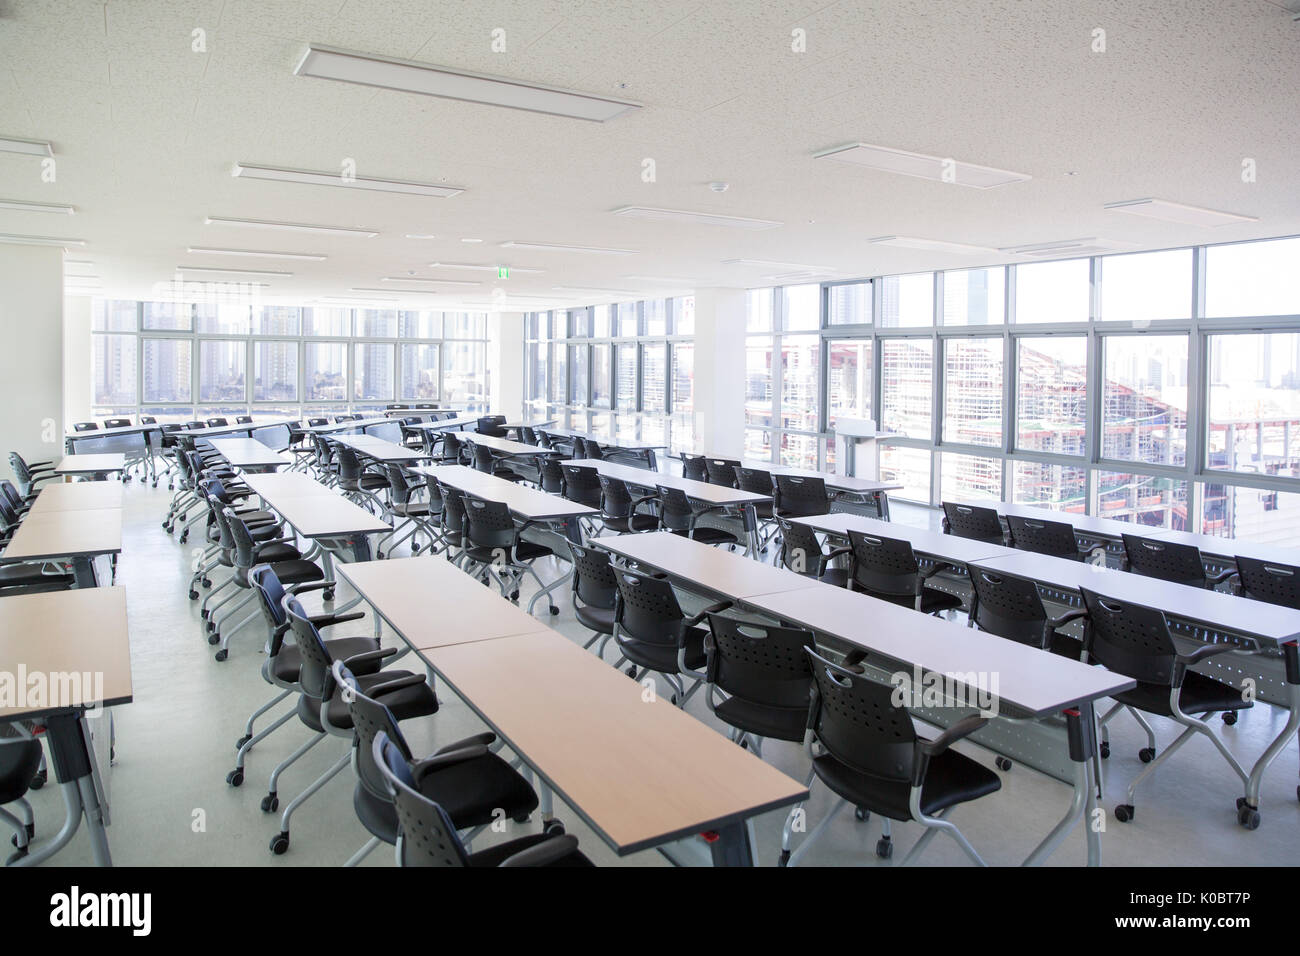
[943,338,1003,447]
[616,303,638,336]
[303,307,350,337]
[445,312,486,339]
[644,300,667,336]
[826,339,872,431]
[353,343,394,401]
[1014,259,1090,324]
[827,282,871,326]
[356,310,397,338]
[641,343,667,413]
[142,302,192,332]
[1101,334,1187,466]
[746,289,773,332]
[880,339,932,438]
[943,268,1004,326]
[780,335,819,431]
[615,344,637,411]
[1096,470,1186,528]
[1201,483,1300,541]
[880,446,931,502]
[1206,236,1300,318]
[569,344,588,406]
[671,343,694,431]
[198,340,246,403]
[1207,332,1300,476]
[399,344,440,400]
[93,300,136,331]
[253,341,297,402]
[745,338,774,430]
[672,296,695,335]
[92,335,136,405]
[400,311,442,339]
[142,338,192,403]
[1016,336,1087,455]
[940,452,1002,502]
[254,306,301,336]
[305,342,347,402]
[443,342,485,407]
[879,274,934,327]
[550,344,567,404]
[782,284,820,331]
[780,432,819,470]
[196,303,250,335]
[592,305,611,338]
[1011,461,1087,512]
[1100,249,1191,323]
[591,344,611,408]
[527,342,548,405]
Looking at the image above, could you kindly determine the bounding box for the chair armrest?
[409,743,492,780]
[1172,642,1244,686]
[365,671,429,700]
[342,646,399,669]
[682,600,734,629]
[290,581,331,595]
[919,560,957,581]
[911,714,991,787]
[309,610,365,629]
[434,731,497,754]
[1046,608,1088,630]
[499,834,582,867]
[1206,568,1239,588]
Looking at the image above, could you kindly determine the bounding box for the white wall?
[63,294,93,426]
[0,243,65,469]
[691,287,746,458]
[488,310,525,420]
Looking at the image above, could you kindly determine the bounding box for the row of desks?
[1,476,125,587]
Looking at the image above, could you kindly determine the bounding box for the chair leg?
[904,806,987,866]
[344,835,382,867]
[233,708,296,777]
[264,731,326,809]
[242,688,292,744]
[274,750,350,852]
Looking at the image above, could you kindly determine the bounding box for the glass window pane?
[591,344,612,408]
[746,289,773,332]
[644,299,667,336]
[92,300,136,331]
[356,310,397,338]
[780,335,820,430]
[942,268,1005,326]
[880,338,933,438]
[1201,483,1300,542]
[400,311,442,338]
[446,312,486,338]
[1102,334,1188,466]
[253,305,301,336]
[1016,336,1087,455]
[745,427,772,461]
[616,302,638,336]
[1206,237,1300,318]
[641,343,666,413]
[253,341,297,402]
[1097,470,1187,529]
[671,343,693,441]
[550,344,567,404]
[92,334,136,405]
[196,303,249,335]
[745,338,773,429]
[943,338,1003,447]
[1207,332,1300,476]
[142,338,192,403]
[199,340,246,403]
[782,284,820,331]
[592,305,611,338]
[353,343,394,401]
[827,282,871,326]
[826,339,872,431]
[400,344,440,400]
[569,345,588,406]
[940,452,1002,502]
[880,445,931,502]
[304,307,350,337]
[1014,258,1090,324]
[615,344,637,411]
[879,274,934,328]
[442,342,485,408]
[1100,249,1191,323]
[528,342,548,403]
[1011,461,1087,512]
[672,296,694,335]
[570,309,590,338]
[305,342,347,402]
[142,302,192,331]
[779,432,819,470]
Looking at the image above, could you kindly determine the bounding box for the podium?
[833,418,898,481]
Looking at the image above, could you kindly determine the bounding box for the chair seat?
[272,636,382,684]
[391,502,431,517]
[491,469,524,482]
[575,602,615,635]
[468,832,594,867]
[255,542,304,563]
[860,585,963,615]
[671,526,744,546]
[1114,671,1254,718]
[812,746,1002,822]
[602,513,658,534]
[344,475,389,491]
[818,568,851,589]
[713,696,806,743]
[463,540,552,564]
[617,626,707,674]
[1047,631,1085,660]
[0,564,74,589]
[267,559,324,585]
[0,738,44,805]
[300,669,437,732]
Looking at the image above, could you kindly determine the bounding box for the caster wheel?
[29,769,46,790]
[1236,796,1248,810]
[202,578,212,588]
[777,849,790,867]
[376,551,384,559]
[626,666,637,679]
[269,832,289,855]
[226,769,243,787]
[669,695,678,706]
[512,813,530,824]
[1099,742,1110,759]
[5,849,27,865]
[1138,747,1156,764]
[854,806,869,822]
[1114,804,1134,823]
[236,734,252,750]
[188,589,199,600]
[260,793,279,813]
[875,838,893,859]
[215,649,228,662]
[549,605,559,615]
[179,534,188,544]
[511,590,521,601]
[1238,805,1261,830]
[207,633,219,645]
[323,590,334,602]
[1222,712,1238,726]
[996,756,1013,771]
[412,545,421,554]
[543,820,566,836]
[1296,785,1299,802]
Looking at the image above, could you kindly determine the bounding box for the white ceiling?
[1,0,1298,308]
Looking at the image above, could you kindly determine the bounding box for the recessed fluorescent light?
[405,234,439,240]
[501,240,636,256]
[622,275,702,284]
[381,276,480,287]
[321,294,399,303]
[232,162,463,198]
[352,287,449,296]
[610,206,782,230]
[293,44,641,123]
[204,216,378,238]
[429,261,544,274]
[0,233,85,247]
[460,237,483,243]
[869,236,998,255]
[0,198,74,215]
[815,142,1031,189]
[176,265,293,277]
[0,136,53,157]
[764,271,837,283]
[553,285,639,296]
[1000,238,1135,258]
[722,258,835,272]
[1103,198,1258,227]
[187,246,326,261]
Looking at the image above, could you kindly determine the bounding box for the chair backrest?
[538,456,565,494]
[221,507,259,568]
[1079,588,1178,685]
[475,416,507,438]
[967,565,1052,649]
[775,517,823,576]
[471,443,497,474]
[941,502,1005,545]
[567,541,619,609]
[847,529,921,600]
[441,432,466,464]
[560,464,602,508]
[613,563,687,647]
[806,647,917,782]
[248,564,293,656]
[439,484,466,536]
[681,454,708,482]
[705,613,814,712]
[233,415,251,424]
[535,430,555,450]
[72,421,99,431]
[0,480,22,513]
[1236,556,1300,610]
[520,426,538,445]
[284,596,341,703]
[104,418,131,428]
[462,494,518,551]
[337,662,416,802]
[372,732,472,868]
[334,443,366,482]
[774,474,829,517]
[306,417,328,427]
[1122,534,1208,588]
[705,458,741,487]
[384,463,416,504]
[207,417,229,427]
[597,475,635,518]
[735,466,774,498]
[655,485,694,532]
[138,415,157,424]
[334,414,353,423]
[1007,513,1081,560]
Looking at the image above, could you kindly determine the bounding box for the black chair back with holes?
[343,672,413,803]
[236,416,253,424]
[207,418,229,427]
[1007,513,1082,560]
[476,417,507,438]
[1122,534,1210,589]
[613,564,687,649]
[1236,556,1300,610]
[941,502,1006,545]
[806,647,917,783]
[222,507,260,570]
[561,464,602,508]
[248,565,293,656]
[655,485,696,533]
[705,614,814,720]
[441,432,466,465]
[597,475,636,520]
[967,566,1052,649]
[539,456,565,494]
[568,542,618,609]
[373,732,472,868]
[284,596,340,704]
[104,418,131,428]
[335,444,368,485]
[847,530,922,603]
[72,421,99,431]
[463,495,517,553]
[1079,588,1178,685]
[774,474,830,517]
[681,455,708,482]
[735,466,774,498]
[520,426,538,445]
[384,463,417,505]
[440,484,466,539]
[306,417,328,427]
[705,458,741,487]
[776,517,824,577]
[311,433,335,470]
[471,443,497,474]
[421,474,446,519]
[139,416,157,425]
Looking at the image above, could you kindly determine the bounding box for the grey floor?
[16,475,1300,868]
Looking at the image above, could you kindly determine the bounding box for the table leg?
[742,503,760,559]
[1023,705,1100,867]
[708,819,757,867]
[71,556,98,588]
[1244,641,1300,814]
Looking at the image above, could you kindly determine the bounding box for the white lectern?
[833,418,898,481]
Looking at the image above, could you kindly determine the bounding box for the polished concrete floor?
[14,474,1300,867]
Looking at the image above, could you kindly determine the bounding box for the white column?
[488,310,525,420]
[692,287,746,458]
[0,243,64,467]
[63,294,93,426]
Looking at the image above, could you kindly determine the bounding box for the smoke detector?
[707,181,729,193]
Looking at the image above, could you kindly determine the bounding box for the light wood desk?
[28,482,123,514]
[0,508,122,586]
[418,464,597,523]
[0,587,131,866]
[53,454,125,479]
[793,512,1017,566]
[206,438,290,472]
[241,471,338,499]
[264,494,390,541]
[330,433,429,464]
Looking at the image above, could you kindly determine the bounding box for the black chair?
[846,529,964,615]
[519,426,539,445]
[373,732,592,867]
[680,454,708,482]
[475,416,508,438]
[103,417,131,428]
[597,475,657,534]
[471,442,523,482]
[0,735,44,862]
[1235,556,1300,609]
[735,466,777,549]
[704,458,741,487]
[1079,588,1254,826]
[441,432,470,466]
[460,494,558,614]
[774,517,850,588]
[780,648,1000,866]
[560,464,603,509]
[377,463,438,558]
[207,417,229,427]
[334,443,389,512]
[71,421,99,431]
[8,453,56,497]
[236,415,254,424]
[436,482,467,563]
[610,562,731,706]
[941,502,1007,545]
[538,456,566,495]
[773,474,832,519]
[567,541,620,653]
[965,564,1086,658]
[138,416,157,424]
[1007,514,1088,561]
[1122,534,1238,591]
[655,485,745,548]
[703,612,815,754]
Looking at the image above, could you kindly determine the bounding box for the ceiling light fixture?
[501,240,636,256]
[204,216,378,237]
[0,136,53,157]
[999,238,1136,258]
[405,234,439,240]
[176,265,293,277]
[428,261,543,274]
[622,275,702,284]
[610,206,781,230]
[552,285,639,296]
[293,44,641,122]
[380,276,480,287]
[232,162,463,198]
[187,246,326,261]
[869,236,999,255]
[0,233,85,247]
[0,198,74,215]
[1102,198,1259,227]
[351,287,450,296]
[814,142,1031,189]
[722,257,835,272]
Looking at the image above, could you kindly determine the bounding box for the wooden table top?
[0,508,122,562]
[0,587,132,719]
[425,629,809,855]
[593,532,818,600]
[206,438,290,469]
[793,512,1017,565]
[565,459,770,506]
[54,454,125,475]
[265,494,391,538]
[28,482,123,514]
[411,416,481,431]
[416,464,598,520]
[329,434,429,463]
[241,472,338,498]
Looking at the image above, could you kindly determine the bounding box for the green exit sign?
[497,266,509,279]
